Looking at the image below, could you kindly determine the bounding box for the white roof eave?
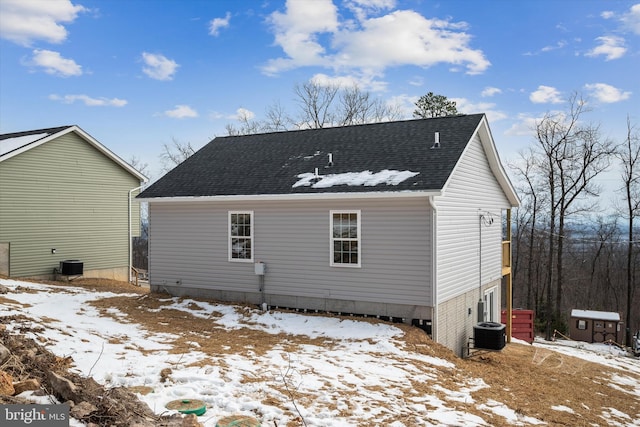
[138,190,441,203]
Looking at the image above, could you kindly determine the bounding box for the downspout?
[128,185,145,283]
[478,210,484,323]
[428,196,438,343]
[506,208,513,343]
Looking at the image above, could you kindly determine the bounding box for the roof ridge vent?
[431,132,440,149]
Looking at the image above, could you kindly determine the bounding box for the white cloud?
[309,72,388,92]
[49,94,127,107]
[601,11,615,20]
[0,0,86,46]
[621,3,640,35]
[141,52,179,81]
[262,0,489,77]
[585,35,626,60]
[584,83,631,103]
[263,0,339,73]
[164,105,198,119]
[453,97,507,122]
[234,108,255,121]
[28,49,82,77]
[481,87,502,97]
[345,0,396,22]
[209,12,231,36]
[386,94,418,118]
[530,85,563,104]
[408,76,424,86]
[541,40,567,52]
[505,114,539,137]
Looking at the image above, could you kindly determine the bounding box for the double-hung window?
[330,210,361,267]
[229,211,253,262]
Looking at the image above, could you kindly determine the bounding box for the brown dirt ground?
[3,277,640,426]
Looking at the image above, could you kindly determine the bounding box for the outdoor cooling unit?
[473,322,506,350]
[60,260,83,276]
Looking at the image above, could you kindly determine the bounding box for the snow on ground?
[1,278,639,426]
[532,336,640,376]
[532,336,640,410]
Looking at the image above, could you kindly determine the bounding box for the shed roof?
[0,125,148,183]
[139,114,518,205]
[571,309,621,321]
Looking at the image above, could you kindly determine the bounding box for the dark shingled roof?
[0,126,73,157]
[0,126,73,141]
[139,114,485,198]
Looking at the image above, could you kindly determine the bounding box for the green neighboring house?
[0,126,148,281]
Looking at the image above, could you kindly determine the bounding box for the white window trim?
[228,211,254,262]
[483,286,499,322]
[330,210,361,268]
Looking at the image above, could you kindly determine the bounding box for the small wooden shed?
[570,309,624,344]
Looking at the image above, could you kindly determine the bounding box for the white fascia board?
[138,190,441,203]
[475,117,520,207]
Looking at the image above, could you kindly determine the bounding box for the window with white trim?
[330,210,361,267]
[483,286,499,322]
[229,211,253,261]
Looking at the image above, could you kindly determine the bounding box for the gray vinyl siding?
[149,197,433,307]
[435,134,510,304]
[0,132,142,277]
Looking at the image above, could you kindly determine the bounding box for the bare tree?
[335,85,398,125]
[263,101,293,132]
[534,93,615,339]
[294,81,339,129]
[225,81,403,134]
[509,148,548,310]
[413,92,458,118]
[225,108,265,136]
[128,155,150,178]
[616,116,640,344]
[160,138,196,172]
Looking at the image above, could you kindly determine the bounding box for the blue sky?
[0,0,638,189]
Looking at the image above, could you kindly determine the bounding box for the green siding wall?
[0,132,142,278]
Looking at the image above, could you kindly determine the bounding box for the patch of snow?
[533,338,640,375]
[551,405,574,413]
[477,399,545,425]
[2,278,638,426]
[293,169,419,188]
[601,406,633,426]
[570,309,621,321]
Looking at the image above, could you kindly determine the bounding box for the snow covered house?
[138,114,519,355]
[0,126,148,281]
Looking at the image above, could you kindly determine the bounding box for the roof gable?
[0,126,72,156]
[141,114,492,199]
[0,125,148,183]
[442,115,519,207]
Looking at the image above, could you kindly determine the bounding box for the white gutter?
[138,190,441,203]
[428,195,438,343]
[128,185,145,283]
